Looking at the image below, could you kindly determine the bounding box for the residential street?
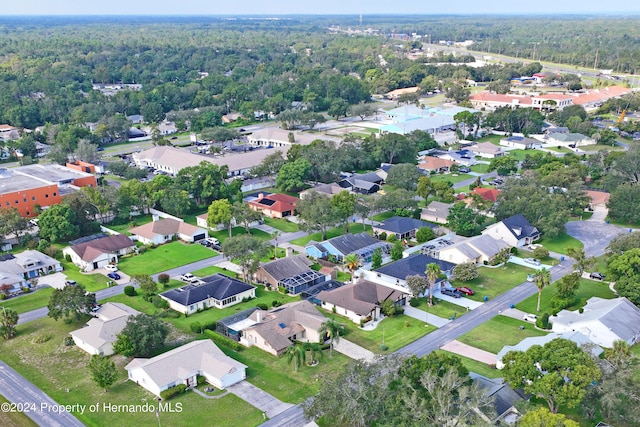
[0,360,85,427]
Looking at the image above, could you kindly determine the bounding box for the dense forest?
[0,15,638,130]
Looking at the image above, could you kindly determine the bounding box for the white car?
[179,273,200,283]
[526,274,535,282]
[524,258,541,266]
[104,264,118,272]
[523,313,538,323]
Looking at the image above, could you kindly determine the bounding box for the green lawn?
[263,217,299,233]
[207,227,272,245]
[290,223,371,246]
[470,163,490,173]
[105,285,301,333]
[516,278,616,315]
[434,350,501,379]
[191,266,237,278]
[323,312,435,353]
[0,318,264,427]
[504,149,530,161]
[60,260,116,292]
[537,233,584,254]
[118,241,215,276]
[412,298,470,320]
[457,315,548,354]
[370,211,395,222]
[105,214,154,234]
[0,287,53,314]
[0,394,37,427]
[449,263,532,302]
[429,173,474,185]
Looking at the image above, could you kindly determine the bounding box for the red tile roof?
[571,86,631,106]
[473,187,502,202]
[418,156,455,171]
[248,193,299,214]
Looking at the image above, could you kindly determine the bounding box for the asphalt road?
[0,360,85,427]
[566,220,627,258]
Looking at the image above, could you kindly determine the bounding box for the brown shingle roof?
[129,218,203,240]
[70,234,135,262]
[317,280,405,316]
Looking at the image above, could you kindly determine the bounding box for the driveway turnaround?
[441,340,498,365]
[0,360,85,427]
[566,220,627,257]
[227,380,293,418]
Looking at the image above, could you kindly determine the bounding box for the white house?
[125,340,247,397]
[129,218,207,245]
[0,250,63,294]
[437,234,509,265]
[546,132,596,148]
[551,297,640,348]
[160,274,256,315]
[70,303,140,356]
[63,234,136,272]
[481,214,540,248]
[499,136,541,150]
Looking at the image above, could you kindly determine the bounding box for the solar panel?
[278,323,286,329]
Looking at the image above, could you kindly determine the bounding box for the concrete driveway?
[36,272,68,290]
[227,381,293,418]
[566,220,628,257]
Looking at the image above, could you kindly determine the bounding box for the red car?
[456,286,474,296]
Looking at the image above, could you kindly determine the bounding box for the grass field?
[429,173,474,185]
[449,263,532,302]
[457,315,548,354]
[106,214,154,234]
[516,278,616,315]
[118,242,215,276]
[0,394,37,427]
[537,233,584,254]
[0,287,53,315]
[370,211,396,222]
[434,350,501,379]
[60,260,116,292]
[0,318,264,427]
[263,217,299,233]
[412,298,470,320]
[207,227,272,244]
[470,164,490,173]
[290,223,371,247]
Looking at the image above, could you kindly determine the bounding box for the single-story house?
[125,340,247,397]
[372,216,435,240]
[63,233,136,272]
[338,172,384,195]
[196,213,209,229]
[499,136,541,150]
[437,234,509,265]
[470,373,527,425]
[358,253,455,295]
[546,132,596,147]
[160,274,256,315]
[299,183,344,199]
[255,255,329,295]
[247,193,299,218]
[466,142,504,159]
[418,156,455,173]
[0,250,63,293]
[585,190,610,210]
[551,297,640,348]
[305,232,391,263]
[241,300,328,356]
[301,279,347,305]
[129,218,208,245]
[384,86,420,100]
[70,303,140,356]
[127,114,144,124]
[316,280,406,324]
[482,214,540,248]
[421,201,452,224]
[472,187,502,203]
[496,331,602,370]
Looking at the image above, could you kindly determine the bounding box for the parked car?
[524,258,541,266]
[456,286,474,296]
[457,166,471,173]
[589,272,606,280]
[179,273,200,283]
[441,288,462,298]
[526,274,536,282]
[205,237,220,245]
[104,264,118,272]
[107,272,121,280]
[210,244,222,252]
[65,280,77,286]
[199,240,212,247]
[523,313,538,323]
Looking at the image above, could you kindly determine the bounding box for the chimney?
[286,247,294,258]
[152,214,159,222]
[256,310,262,323]
[258,193,264,200]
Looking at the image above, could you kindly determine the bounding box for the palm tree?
[303,342,323,366]
[319,318,346,358]
[343,253,361,274]
[605,339,631,369]
[566,248,594,276]
[533,268,551,312]
[271,230,280,259]
[285,343,305,373]
[425,263,441,306]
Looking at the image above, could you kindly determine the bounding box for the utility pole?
[594,49,599,70]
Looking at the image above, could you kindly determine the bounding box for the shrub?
[551,296,574,313]
[387,234,397,243]
[123,285,136,296]
[533,246,550,260]
[0,294,6,300]
[197,375,206,386]
[379,232,387,241]
[138,246,147,254]
[64,336,75,346]
[409,298,421,307]
[152,296,169,309]
[203,330,243,351]
[160,384,187,400]
[536,312,552,329]
[379,344,388,351]
[22,287,31,294]
[32,333,51,344]
[158,273,170,286]
[271,300,282,308]
[256,303,268,310]
[510,247,519,255]
[65,253,72,262]
[190,322,203,334]
[578,307,584,314]
[278,286,287,294]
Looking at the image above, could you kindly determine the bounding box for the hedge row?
[203,329,244,351]
[159,383,187,400]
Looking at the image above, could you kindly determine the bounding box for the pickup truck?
[179,273,200,283]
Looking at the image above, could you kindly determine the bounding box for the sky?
[5,0,640,15]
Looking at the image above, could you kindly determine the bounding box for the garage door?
[193,233,206,242]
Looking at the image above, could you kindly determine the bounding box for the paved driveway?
[333,338,375,362]
[441,340,497,365]
[566,220,627,257]
[227,380,293,418]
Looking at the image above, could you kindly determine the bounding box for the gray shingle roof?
[326,232,380,256]
[316,280,405,316]
[161,274,255,306]
[260,255,314,282]
[375,253,455,279]
[501,214,540,240]
[377,216,435,234]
